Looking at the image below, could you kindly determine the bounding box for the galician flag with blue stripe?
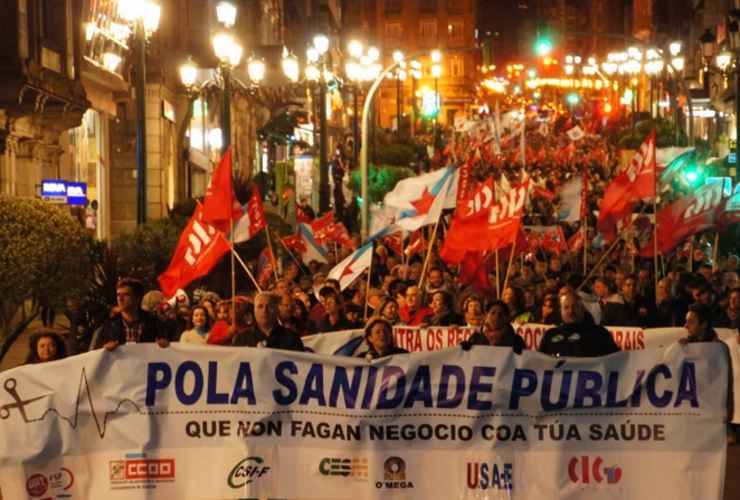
[328,242,374,291]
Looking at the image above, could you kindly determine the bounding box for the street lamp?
[119,0,160,225]
[345,41,380,170]
[431,50,441,151]
[180,2,298,174]
[393,49,404,136]
[409,60,422,137]
[700,13,740,173]
[306,33,331,214]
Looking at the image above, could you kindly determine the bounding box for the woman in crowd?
[715,287,740,329]
[422,291,463,327]
[461,295,485,327]
[357,317,409,360]
[375,297,401,326]
[464,301,526,350]
[24,330,68,364]
[315,294,354,333]
[180,305,212,344]
[502,285,535,324]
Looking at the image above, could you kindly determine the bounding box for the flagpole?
[364,258,373,321]
[688,237,693,272]
[577,203,651,292]
[712,232,720,271]
[230,218,236,321]
[653,187,660,305]
[502,238,517,293]
[265,225,280,284]
[583,219,588,275]
[232,248,262,292]
[274,228,311,278]
[419,217,442,291]
[495,250,500,298]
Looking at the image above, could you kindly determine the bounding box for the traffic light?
[683,166,701,185]
[535,22,552,56]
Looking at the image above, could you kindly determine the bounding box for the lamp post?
[431,51,441,151]
[409,61,421,138]
[119,0,160,225]
[345,41,381,170]
[180,2,298,172]
[307,34,331,215]
[701,14,740,171]
[393,49,404,136]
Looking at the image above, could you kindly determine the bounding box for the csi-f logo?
[319,458,368,478]
[568,456,622,484]
[228,457,270,489]
[466,462,513,490]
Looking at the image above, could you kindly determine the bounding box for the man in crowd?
[601,274,659,328]
[93,278,169,350]
[539,293,619,357]
[234,292,304,351]
[398,285,433,326]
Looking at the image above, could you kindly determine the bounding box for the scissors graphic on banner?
[0,378,47,422]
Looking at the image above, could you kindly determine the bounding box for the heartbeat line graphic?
[1,368,148,438]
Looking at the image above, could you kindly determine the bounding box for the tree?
[0,195,92,362]
[348,164,415,204]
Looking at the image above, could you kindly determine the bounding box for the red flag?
[530,184,555,202]
[568,227,585,252]
[456,177,495,219]
[201,148,243,232]
[383,232,404,255]
[440,181,529,264]
[597,130,656,240]
[296,205,312,224]
[256,247,276,289]
[458,251,495,299]
[715,191,740,231]
[541,226,568,254]
[497,227,530,262]
[405,230,426,257]
[311,212,336,244]
[322,222,354,247]
[158,202,231,297]
[232,187,267,244]
[641,181,724,257]
[280,229,307,254]
[457,158,472,203]
[580,166,589,219]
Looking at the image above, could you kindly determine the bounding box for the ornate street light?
[306,34,332,214]
[119,0,160,224]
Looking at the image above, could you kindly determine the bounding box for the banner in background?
[0,343,728,500]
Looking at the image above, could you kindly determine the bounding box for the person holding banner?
[463,301,525,351]
[679,303,735,423]
[179,306,212,344]
[357,317,409,360]
[92,278,169,351]
[233,292,304,352]
[539,293,619,358]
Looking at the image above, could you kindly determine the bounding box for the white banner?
[0,343,729,500]
[304,325,740,423]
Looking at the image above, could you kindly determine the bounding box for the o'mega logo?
[375,456,414,490]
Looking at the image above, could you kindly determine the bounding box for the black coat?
[233,324,305,352]
[464,324,526,351]
[93,309,168,349]
[539,318,620,358]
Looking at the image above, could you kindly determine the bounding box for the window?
[448,22,463,38]
[420,20,437,43]
[385,22,401,40]
[450,58,463,77]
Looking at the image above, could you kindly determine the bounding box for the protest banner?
[0,343,729,500]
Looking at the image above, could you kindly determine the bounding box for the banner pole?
[232,248,262,292]
[230,218,236,320]
[419,217,442,291]
[275,228,311,278]
[578,203,651,292]
[364,252,373,321]
[502,238,518,292]
[495,250,500,298]
[265,225,280,284]
[653,195,660,305]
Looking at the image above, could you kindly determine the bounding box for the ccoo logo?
[568,456,622,484]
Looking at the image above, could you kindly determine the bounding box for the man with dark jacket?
[600,274,660,328]
[234,292,304,352]
[93,278,169,350]
[539,293,619,357]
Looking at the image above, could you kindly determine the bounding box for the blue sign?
[66,182,87,205]
[41,180,67,204]
[730,153,737,165]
